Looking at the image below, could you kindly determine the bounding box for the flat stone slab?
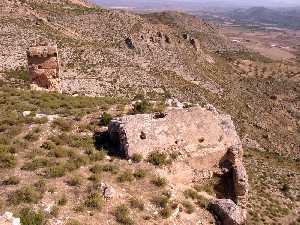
[108,106,241,162]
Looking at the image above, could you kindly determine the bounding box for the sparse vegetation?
[101,112,112,126]
[84,193,104,210]
[67,175,82,186]
[114,204,134,225]
[52,118,73,131]
[19,207,47,225]
[151,176,167,187]
[117,170,134,183]
[147,151,170,166]
[129,197,144,211]
[131,153,143,163]
[3,176,20,185]
[0,145,17,168]
[9,186,43,205]
[133,168,146,179]
[182,200,195,214]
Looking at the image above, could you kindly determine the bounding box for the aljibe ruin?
[26,44,249,225]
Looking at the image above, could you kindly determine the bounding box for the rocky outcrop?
[210,199,245,225]
[27,45,60,92]
[108,106,249,225]
[108,106,241,161]
[0,212,20,225]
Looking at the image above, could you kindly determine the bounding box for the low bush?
[147,151,170,166]
[24,128,40,142]
[151,195,170,208]
[84,193,104,210]
[86,149,106,162]
[19,207,47,225]
[9,186,42,205]
[133,169,146,179]
[129,197,144,211]
[182,200,195,214]
[102,164,119,174]
[101,112,112,126]
[58,195,67,206]
[46,164,66,178]
[0,145,16,168]
[184,189,199,200]
[133,100,150,114]
[131,153,143,163]
[52,118,73,132]
[117,170,134,183]
[22,157,52,171]
[3,176,20,185]
[66,219,82,225]
[195,195,210,209]
[50,206,59,217]
[160,206,172,218]
[151,176,167,187]
[67,175,82,186]
[114,204,134,225]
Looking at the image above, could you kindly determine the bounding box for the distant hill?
[227,7,300,29]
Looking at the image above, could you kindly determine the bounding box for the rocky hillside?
[0,0,299,225]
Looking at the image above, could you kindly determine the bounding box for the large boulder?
[210,199,246,225]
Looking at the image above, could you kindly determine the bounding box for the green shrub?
[46,164,66,178]
[50,206,59,217]
[52,118,73,131]
[86,149,106,162]
[51,147,74,158]
[151,176,167,187]
[9,186,42,205]
[65,155,90,171]
[133,100,150,114]
[22,158,52,171]
[195,195,210,209]
[24,127,41,141]
[114,204,134,225]
[101,112,112,126]
[117,170,134,183]
[58,195,67,206]
[151,195,170,208]
[19,207,47,225]
[84,193,104,210]
[66,219,82,225]
[41,141,56,150]
[67,175,82,186]
[129,197,144,211]
[147,151,170,166]
[34,180,47,193]
[3,176,20,185]
[182,200,195,214]
[133,169,146,179]
[89,163,102,173]
[88,173,102,182]
[160,206,172,218]
[184,189,199,200]
[102,164,119,174]
[131,153,143,163]
[0,146,16,168]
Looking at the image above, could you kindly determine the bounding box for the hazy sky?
[93,0,300,8]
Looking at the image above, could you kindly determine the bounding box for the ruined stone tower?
[27,45,60,92]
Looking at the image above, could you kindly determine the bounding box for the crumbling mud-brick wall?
[108,106,249,224]
[27,45,60,91]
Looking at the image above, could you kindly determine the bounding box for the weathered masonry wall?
[27,45,60,92]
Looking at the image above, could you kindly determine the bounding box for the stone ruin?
[27,45,61,92]
[108,106,248,225]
